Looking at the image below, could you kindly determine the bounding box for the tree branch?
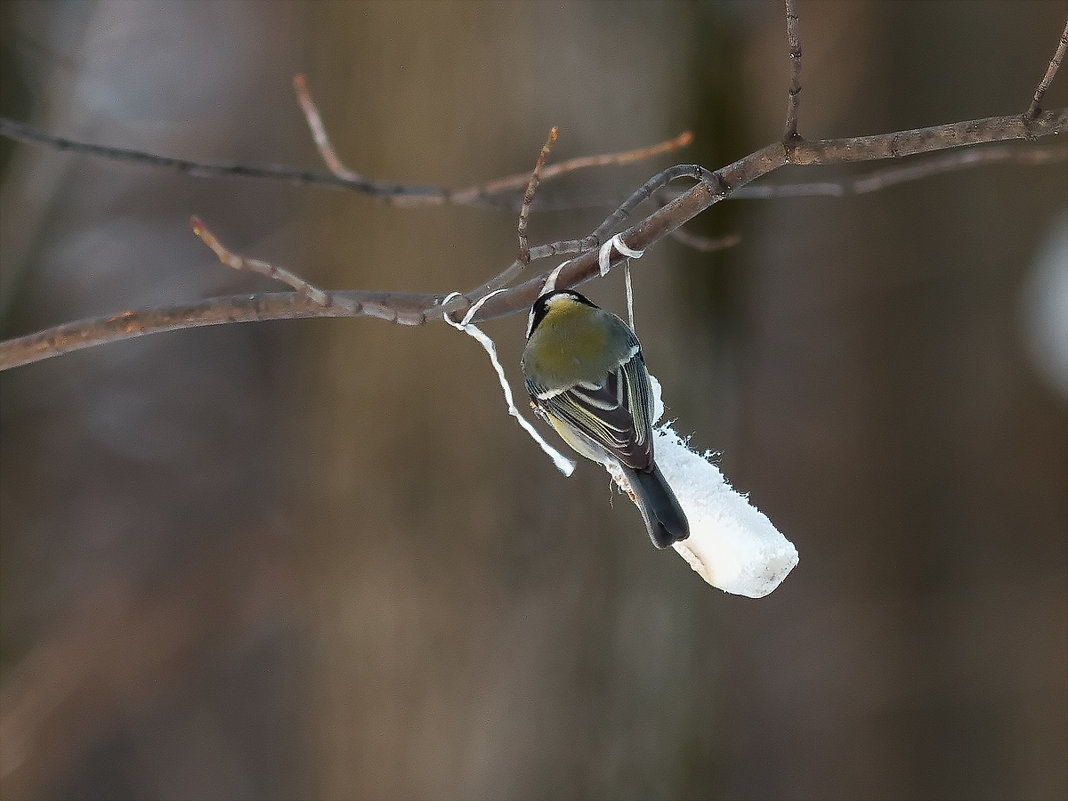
[191,217,338,309]
[465,143,1065,208]
[0,292,443,371]
[290,72,694,209]
[0,115,691,211]
[731,143,1067,198]
[2,107,1063,372]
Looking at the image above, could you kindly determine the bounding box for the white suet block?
[647,376,798,597]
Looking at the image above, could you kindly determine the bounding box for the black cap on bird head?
[526,289,599,338]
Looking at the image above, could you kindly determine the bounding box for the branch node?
[712,171,732,197]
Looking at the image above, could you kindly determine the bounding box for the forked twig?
[0,115,691,212]
[191,217,351,311]
[492,131,693,190]
[473,140,1066,210]
[460,163,716,306]
[291,73,692,209]
[2,2,1067,373]
[2,106,1065,372]
[591,164,717,246]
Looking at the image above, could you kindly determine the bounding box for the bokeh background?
[1,2,1065,799]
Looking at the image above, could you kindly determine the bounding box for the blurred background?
[1,2,1065,799]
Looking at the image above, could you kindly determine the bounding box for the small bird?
[521,289,689,548]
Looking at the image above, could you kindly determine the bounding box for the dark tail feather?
[629,463,689,549]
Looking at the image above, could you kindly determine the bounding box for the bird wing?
[526,349,654,471]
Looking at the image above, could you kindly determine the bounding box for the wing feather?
[526,349,654,471]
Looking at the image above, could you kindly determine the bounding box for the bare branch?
[518,127,558,264]
[731,142,1068,199]
[191,217,342,309]
[292,73,367,182]
[0,116,366,189]
[783,0,803,143]
[670,229,742,253]
[791,109,1066,164]
[458,163,717,308]
[481,142,1066,208]
[591,164,718,245]
[513,131,693,184]
[2,108,1065,372]
[290,74,692,209]
[0,116,691,210]
[1027,18,1068,118]
[0,292,440,371]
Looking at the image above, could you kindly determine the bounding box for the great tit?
[521,289,689,548]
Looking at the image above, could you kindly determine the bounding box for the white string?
[542,261,568,295]
[440,235,646,478]
[597,234,643,331]
[442,292,576,476]
[598,233,644,277]
[625,260,635,332]
[598,240,612,277]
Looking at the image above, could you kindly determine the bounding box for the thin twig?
[591,164,717,245]
[0,116,691,210]
[460,163,716,307]
[1027,18,1068,118]
[292,75,691,209]
[0,116,372,188]
[475,141,1067,210]
[0,292,442,371]
[293,73,366,182]
[372,131,694,208]
[851,142,1065,192]
[783,0,803,143]
[191,217,342,309]
[2,107,1065,372]
[791,111,1066,164]
[730,142,1068,199]
[489,131,693,190]
[518,127,558,264]
[669,229,742,252]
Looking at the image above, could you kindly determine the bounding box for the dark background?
[1,2,1065,799]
